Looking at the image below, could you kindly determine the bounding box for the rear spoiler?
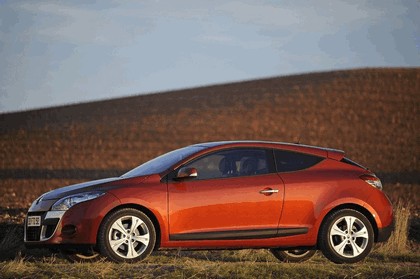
[327,149,345,161]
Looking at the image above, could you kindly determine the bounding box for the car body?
[24,141,393,263]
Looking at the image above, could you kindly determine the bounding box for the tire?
[97,208,156,262]
[319,209,374,264]
[270,249,316,263]
[60,248,102,263]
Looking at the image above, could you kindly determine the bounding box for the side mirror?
[176,167,198,180]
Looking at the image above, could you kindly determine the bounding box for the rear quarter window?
[274,149,324,172]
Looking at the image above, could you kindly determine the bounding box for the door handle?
[259,188,279,196]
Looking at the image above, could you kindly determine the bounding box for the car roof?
[191,140,344,159]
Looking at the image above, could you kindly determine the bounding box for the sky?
[0,0,419,113]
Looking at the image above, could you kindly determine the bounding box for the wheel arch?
[97,203,162,250]
[316,203,379,247]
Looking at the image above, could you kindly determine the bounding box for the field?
[0,67,419,278]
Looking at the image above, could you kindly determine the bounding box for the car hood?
[28,175,152,213]
[41,176,147,200]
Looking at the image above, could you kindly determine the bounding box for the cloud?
[218,0,384,33]
[14,1,151,46]
[218,1,301,28]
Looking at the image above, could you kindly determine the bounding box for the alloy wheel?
[319,209,374,264]
[98,208,156,262]
[329,216,369,258]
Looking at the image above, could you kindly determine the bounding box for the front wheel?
[319,209,374,264]
[97,208,156,262]
[271,249,316,263]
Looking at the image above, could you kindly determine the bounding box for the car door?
[167,148,285,241]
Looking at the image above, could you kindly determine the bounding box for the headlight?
[51,191,105,211]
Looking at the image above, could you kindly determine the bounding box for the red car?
[25,141,393,264]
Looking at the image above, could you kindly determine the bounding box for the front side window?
[274,149,324,172]
[184,149,272,180]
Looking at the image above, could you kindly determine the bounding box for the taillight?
[360,174,383,190]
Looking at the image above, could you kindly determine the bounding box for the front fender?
[57,192,121,244]
[107,184,169,244]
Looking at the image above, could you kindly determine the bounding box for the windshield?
[121,145,206,178]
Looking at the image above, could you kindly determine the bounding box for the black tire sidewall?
[60,249,102,263]
[270,249,316,263]
[319,209,374,264]
[98,208,156,262]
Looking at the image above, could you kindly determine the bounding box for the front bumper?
[24,193,120,245]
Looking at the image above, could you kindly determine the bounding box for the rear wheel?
[319,209,374,264]
[98,208,156,262]
[271,249,316,263]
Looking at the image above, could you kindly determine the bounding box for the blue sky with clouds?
[0,0,419,112]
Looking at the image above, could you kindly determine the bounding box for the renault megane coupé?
[25,141,393,263]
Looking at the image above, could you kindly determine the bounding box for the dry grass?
[0,250,419,279]
[376,200,412,255]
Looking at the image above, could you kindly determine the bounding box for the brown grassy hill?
[0,67,419,222]
[1,68,419,175]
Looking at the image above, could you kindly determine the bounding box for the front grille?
[25,212,60,241]
[26,226,42,241]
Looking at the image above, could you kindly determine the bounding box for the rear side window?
[274,150,324,172]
